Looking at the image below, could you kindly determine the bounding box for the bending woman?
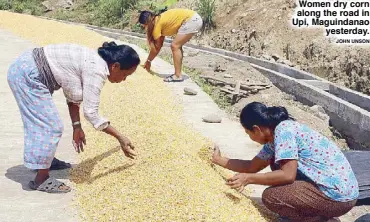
[212,102,359,221]
[7,41,140,193]
[139,8,203,82]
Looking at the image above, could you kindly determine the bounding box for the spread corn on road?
[0,11,269,221]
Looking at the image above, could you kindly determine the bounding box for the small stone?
[317,112,329,121]
[285,60,294,67]
[250,30,257,37]
[42,0,73,11]
[231,29,237,33]
[214,64,227,72]
[184,87,198,95]
[271,54,280,61]
[202,114,222,123]
[279,59,294,67]
[223,74,233,78]
[261,54,272,61]
[310,105,329,120]
[310,105,326,114]
[283,94,297,101]
[188,50,200,56]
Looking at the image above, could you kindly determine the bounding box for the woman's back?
[261,120,359,201]
[44,44,109,103]
[44,44,108,82]
[152,9,196,38]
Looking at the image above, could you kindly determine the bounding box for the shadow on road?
[5,164,70,191]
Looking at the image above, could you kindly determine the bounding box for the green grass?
[0,0,11,10]
[196,0,216,32]
[49,0,178,30]
[0,0,44,15]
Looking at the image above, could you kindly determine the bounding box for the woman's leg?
[170,33,194,79]
[7,51,69,191]
[262,181,356,221]
[166,13,203,81]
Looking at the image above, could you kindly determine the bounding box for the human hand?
[143,61,151,72]
[118,136,137,159]
[226,173,251,192]
[73,127,86,153]
[212,145,222,165]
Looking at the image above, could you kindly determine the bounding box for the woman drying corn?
[7,41,140,193]
[139,8,203,82]
[212,102,359,222]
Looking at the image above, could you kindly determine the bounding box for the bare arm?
[67,102,86,153]
[226,160,298,191]
[102,124,122,140]
[245,160,298,186]
[146,36,165,62]
[101,124,136,159]
[67,102,80,125]
[212,146,270,173]
[82,68,136,158]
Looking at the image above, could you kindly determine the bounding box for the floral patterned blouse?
[257,120,359,202]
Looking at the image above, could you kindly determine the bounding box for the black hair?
[98,41,140,70]
[138,7,168,25]
[239,102,295,131]
[138,10,154,25]
[138,7,168,50]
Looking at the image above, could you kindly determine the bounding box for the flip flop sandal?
[28,177,71,193]
[163,74,184,82]
[50,158,72,170]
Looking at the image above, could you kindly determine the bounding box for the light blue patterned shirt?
[257,120,359,202]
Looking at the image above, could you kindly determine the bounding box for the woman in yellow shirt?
[139,8,203,82]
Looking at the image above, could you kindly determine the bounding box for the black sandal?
[28,177,71,193]
[163,74,184,82]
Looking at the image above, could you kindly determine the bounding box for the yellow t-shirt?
[152,9,196,40]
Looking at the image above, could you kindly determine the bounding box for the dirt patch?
[39,0,370,95]
[185,50,348,147]
[39,0,370,94]
[176,0,370,95]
